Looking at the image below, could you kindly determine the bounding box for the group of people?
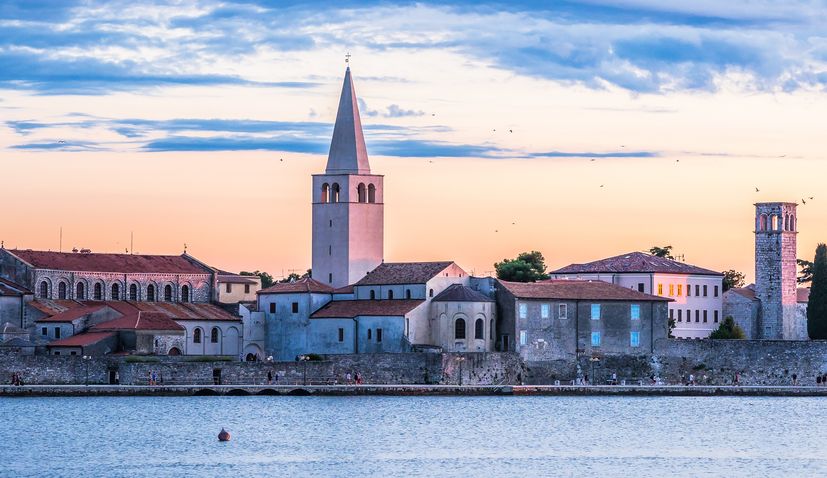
[344,372,363,384]
[146,370,162,386]
[9,372,24,386]
[815,374,827,385]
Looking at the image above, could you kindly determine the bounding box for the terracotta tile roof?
[499,279,671,302]
[35,305,107,323]
[29,299,86,316]
[355,261,455,286]
[217,274,258,285]
[432,284,493,302]
[311,299,424,318]
[798,288,811,303]
[728,287,757,300]
[48,331,116,348]
[258,277,334,294]
[333,284,355,294]
[8,250,210,274]
[91,312,185,332]
[0,277,30,296]
[127,301,241,321]
[552,252,722,276]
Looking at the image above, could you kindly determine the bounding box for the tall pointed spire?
[325,67,371,175]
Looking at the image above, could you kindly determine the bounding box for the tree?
[495,251,549,282]
[668,317,676,338]
[709,316,746,339]
[240,270,275,289]
[649,245,674,259]
[798,259,814,284]
[722,269,745,292]
[807,244,827,339]
[280,273,301,283]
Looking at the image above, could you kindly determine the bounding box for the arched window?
[321,183,329,203]
[368,184,376,203]
[147,284,156,302]
[39,281,49,299]
[111,283,120,301]
[211,327,220,343]
[406,289,412,299]
[759,214,768,231]
[94,283,103,300]
[331,183,340,203]
[771,215,779,231]
[76,282,85,300]
[784,214,790,231]
[164,284,173,302]
[370,290,376,300]
[388,290,394,299]
[193,328,202,344]
[357,183,366,203]
[181,285,190,303]
[58,282,67,300]
[129,284,138,301]
[455,318,466,339]
[791,215,796,232]
[475,319,484,339]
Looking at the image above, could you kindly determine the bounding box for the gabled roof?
[217,273,258,285]
[499,279,670,302]
[119,301,241,321]
[432,284,493,302]
[325,66,371,175]
[91,312,185,332]
[35,304,107,323]
[311,299,424,318]
[258,277,334,295]
[0,277,31,296]
[355,261,455,286]
[28,299,87,316]
[552,251,722,276]
[6,249,210,274]
[48,331,116,348]
[727,287,757,301]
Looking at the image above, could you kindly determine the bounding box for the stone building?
[550,252,723,339]
[495,279,670,361]
[431,284,496,352]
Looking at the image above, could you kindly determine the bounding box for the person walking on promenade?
[346,372,352,384]
[584,374,589,385]
[792,373,798,386]
[817,375,821,386]
[267,370,273,385]
[688,374,695,386]
[611,372,617,385]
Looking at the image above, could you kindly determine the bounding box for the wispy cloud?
[529,150,659,158]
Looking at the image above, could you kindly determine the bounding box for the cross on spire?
[345,52,351,65]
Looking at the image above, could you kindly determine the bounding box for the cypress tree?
[807,244,827,339]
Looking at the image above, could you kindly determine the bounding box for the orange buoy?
[218,428,231,442]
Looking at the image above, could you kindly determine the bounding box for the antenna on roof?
[184,243,188,254]
[59,226,63,253]
[130,231,134,255]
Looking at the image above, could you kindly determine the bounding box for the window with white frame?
[631,304,641,320]
[541,303,550,319]
[558,304,568,319]
[519,303,527,319]
[630,331,640,347]
[591,331,600,346]
[590,304,601,320]
[519,330,527,346]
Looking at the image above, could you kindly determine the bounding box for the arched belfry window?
[39,281,49,299]
[331,183,340,203]
[94,282,103,301]
[368,184,376,203]
[164,284,173,301]
[791,215,796,232]
[76,282,85,300]
[111,283,120,301]
[475,319,484,339]
[181,285,190,303]
[321,183,329,203]
[58,281,67,300]
[455,318,466,340]
[147,284,156,302]
[129,284,138,301]
[357,183,366,203]
[759,214,768,231]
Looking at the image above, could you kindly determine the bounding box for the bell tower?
[754,202,799,339]
[311,67,384,288]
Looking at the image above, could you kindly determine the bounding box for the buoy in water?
[218,428,231,442]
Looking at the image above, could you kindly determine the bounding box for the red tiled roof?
[0,277,31,296]
[334,284,355,294]
[355,261,455,286]
[127,301,241,321]
[35,304,107,323]
[8,250,210,274]
[28,299,87,316]
[499,280,671,302]
[432,284,493,302]
[91,312,185,332]
[552,252,722,276]
[311,299,424,318]
[48,331,115,348]
[258,277,334,294]
[217,275,258,285]
[798,288,811,303]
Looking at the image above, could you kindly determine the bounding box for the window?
[328,273,332,284]
[541,304,550,319]
[368,184,376,203]
[429,289,434,298]
[291,302,299,313]
[58,282,67,299]
[703,310,708,323]
[54,351,60,356]
[518,303,527,319]
[455,318,466,339]
[590,304,601,320]
[686,309,690,323]
[714,310,719,323]
[703,285,708,297]
[211,327,219,343]
[668,284,674,296]
[245,284,250,294]
[357,183,366,203]
[331,183,340,202]
[475,319,484,339]
[39,281,49,299]
[329,245,332,255]
[677,284,682,296]
[558,304,568,319]
[181,285,190,303]
[164,285,173,302]
[657,284,663,295]
[269,303,276,313]
[388,290,394,299]
[519,330,527,346]
[591,331,600,347]
[687,285,691,297]
[695,310,700,322]
[94,283,103,300]
[70,351,77,356]
[370,290,376,299]
[367,329,372,340]
[630,331,640,347]
[108,283,119,300]
[631,304,640,320]
[695,285,700,296]
[406,289,411,299]
[678,309,682,322]
[329,220,333,227]
[714,286,719,297]
[637,283,645,293]
[193,328,202,343]
[377,328,383,343]
[338,328,344,342]
[669,309,674,321]
[76,282,85,300]
[321,183,329,203]
[225,283,232,293]
[147,284,156,302]
[41,327,47,336]
[55,327,61,339]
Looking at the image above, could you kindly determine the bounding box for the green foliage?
[807,244,827,339]
[709,316,746,340]
[722,269,746,292]
[280,273,301,283]
[798,259,814,284]
[668,317,676,338]
[495,251,549,282]
[649,245,674,259]
[240,270,275,288]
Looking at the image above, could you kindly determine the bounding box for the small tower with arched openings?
[754,202,800,339]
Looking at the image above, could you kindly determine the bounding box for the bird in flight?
[802,198,807,205]
[58,140,66,144]
[755,187,760,192]
[509,129,513,133]
[600,184,605,188]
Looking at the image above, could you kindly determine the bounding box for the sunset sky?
[1,0,826,282]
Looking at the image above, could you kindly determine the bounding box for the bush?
[306,353,324,361]
[709,316,746,340]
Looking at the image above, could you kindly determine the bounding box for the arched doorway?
[168,347,181,356]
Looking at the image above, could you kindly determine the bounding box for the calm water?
[2,395,825,477]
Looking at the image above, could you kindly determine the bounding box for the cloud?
[143,135,328,153]
[529,150,659,158]
[369,139,502,157]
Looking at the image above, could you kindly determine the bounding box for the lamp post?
[83,355,91,386]
[589,356,600,385]
[300,355,309,385]
[455,356,466,386]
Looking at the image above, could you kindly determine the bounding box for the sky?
[1,0,827,281]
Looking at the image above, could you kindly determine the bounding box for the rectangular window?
[630,331,640,347]
[695,285,700,296]
[245,284,251,294]
[377,328,383,343]
[269,303,276,313]
[328,273,333,284]
[669,309,674,320]
[70,351,77,356]
[657,283,663,295]
[695,310,700,322]
[638,283,645,293]
[329,245,332,255]
[54,351,60,356]
[519,330,527,346]
[518,303,527,319]
[590,304,601,320]
[703,310,708,323]
[541,304,550,319]
[678,309,682,322]
[225,283,231,293]
[338,328,344,342]
[41,327,47,336]
[291,302,299,313]
[703,285,708,297]
[367,329,372,340]
[714,285,719,297]
[687,285,691,297]
[558,304,568,319]
[669,284,674,296]
[714,310,719,323]
[591,332,601,347]
[677,284,682,296]
[631,304,641,320]
[55,327,61,339]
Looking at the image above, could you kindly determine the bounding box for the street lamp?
[83,355,92,386]
[589,356,600,386]
[299,355,309,385]
[455,356,466,386]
